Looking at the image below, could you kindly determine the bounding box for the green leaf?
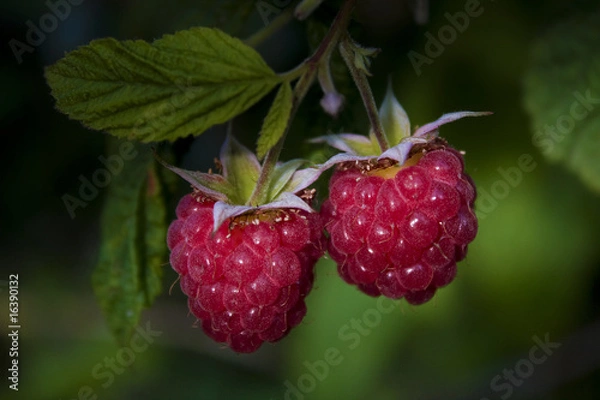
[140,165,167,305]
[92,140,167,345]
[523,11,600,192]
[45,27,280,143]
[257,82,293,160]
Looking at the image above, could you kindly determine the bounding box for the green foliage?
[45,27,280,143]
[257,82,293,160]
[92,141,166,345]
[523,11,600,192]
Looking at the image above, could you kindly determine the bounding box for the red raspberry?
[167,192,324,353]
[322,140,477,305]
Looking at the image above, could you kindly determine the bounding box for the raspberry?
[167,192,324,353]
[322,140,477,305]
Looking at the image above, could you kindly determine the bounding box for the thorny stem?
[248,0,358,206]
[339,34,390,152]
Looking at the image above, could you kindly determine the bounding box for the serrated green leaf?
[92,140,167,345]
[257,82,293,160]
[523,11,600,192]
[46,27,280,143]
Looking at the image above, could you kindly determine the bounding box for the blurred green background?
[1,0,600,399]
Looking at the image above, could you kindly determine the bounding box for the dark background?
[1,0,599,399]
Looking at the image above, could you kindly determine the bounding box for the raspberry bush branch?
[248,0,358,207]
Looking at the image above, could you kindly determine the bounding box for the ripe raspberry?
[167,191,324,353]
[322,139,477,305]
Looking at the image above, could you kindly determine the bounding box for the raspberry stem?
[248,0,358,206]
[339,34,390,152]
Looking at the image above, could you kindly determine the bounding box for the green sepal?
[154,153,232,202]
[310,133,378,156]
[379,82,411,147]
[268,159,307,200]
[220,135,262,204]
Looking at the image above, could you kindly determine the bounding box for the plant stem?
[278,63,308,82]
[248,0,358,206]
[339,34,389,152]
[244,6,295,48]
